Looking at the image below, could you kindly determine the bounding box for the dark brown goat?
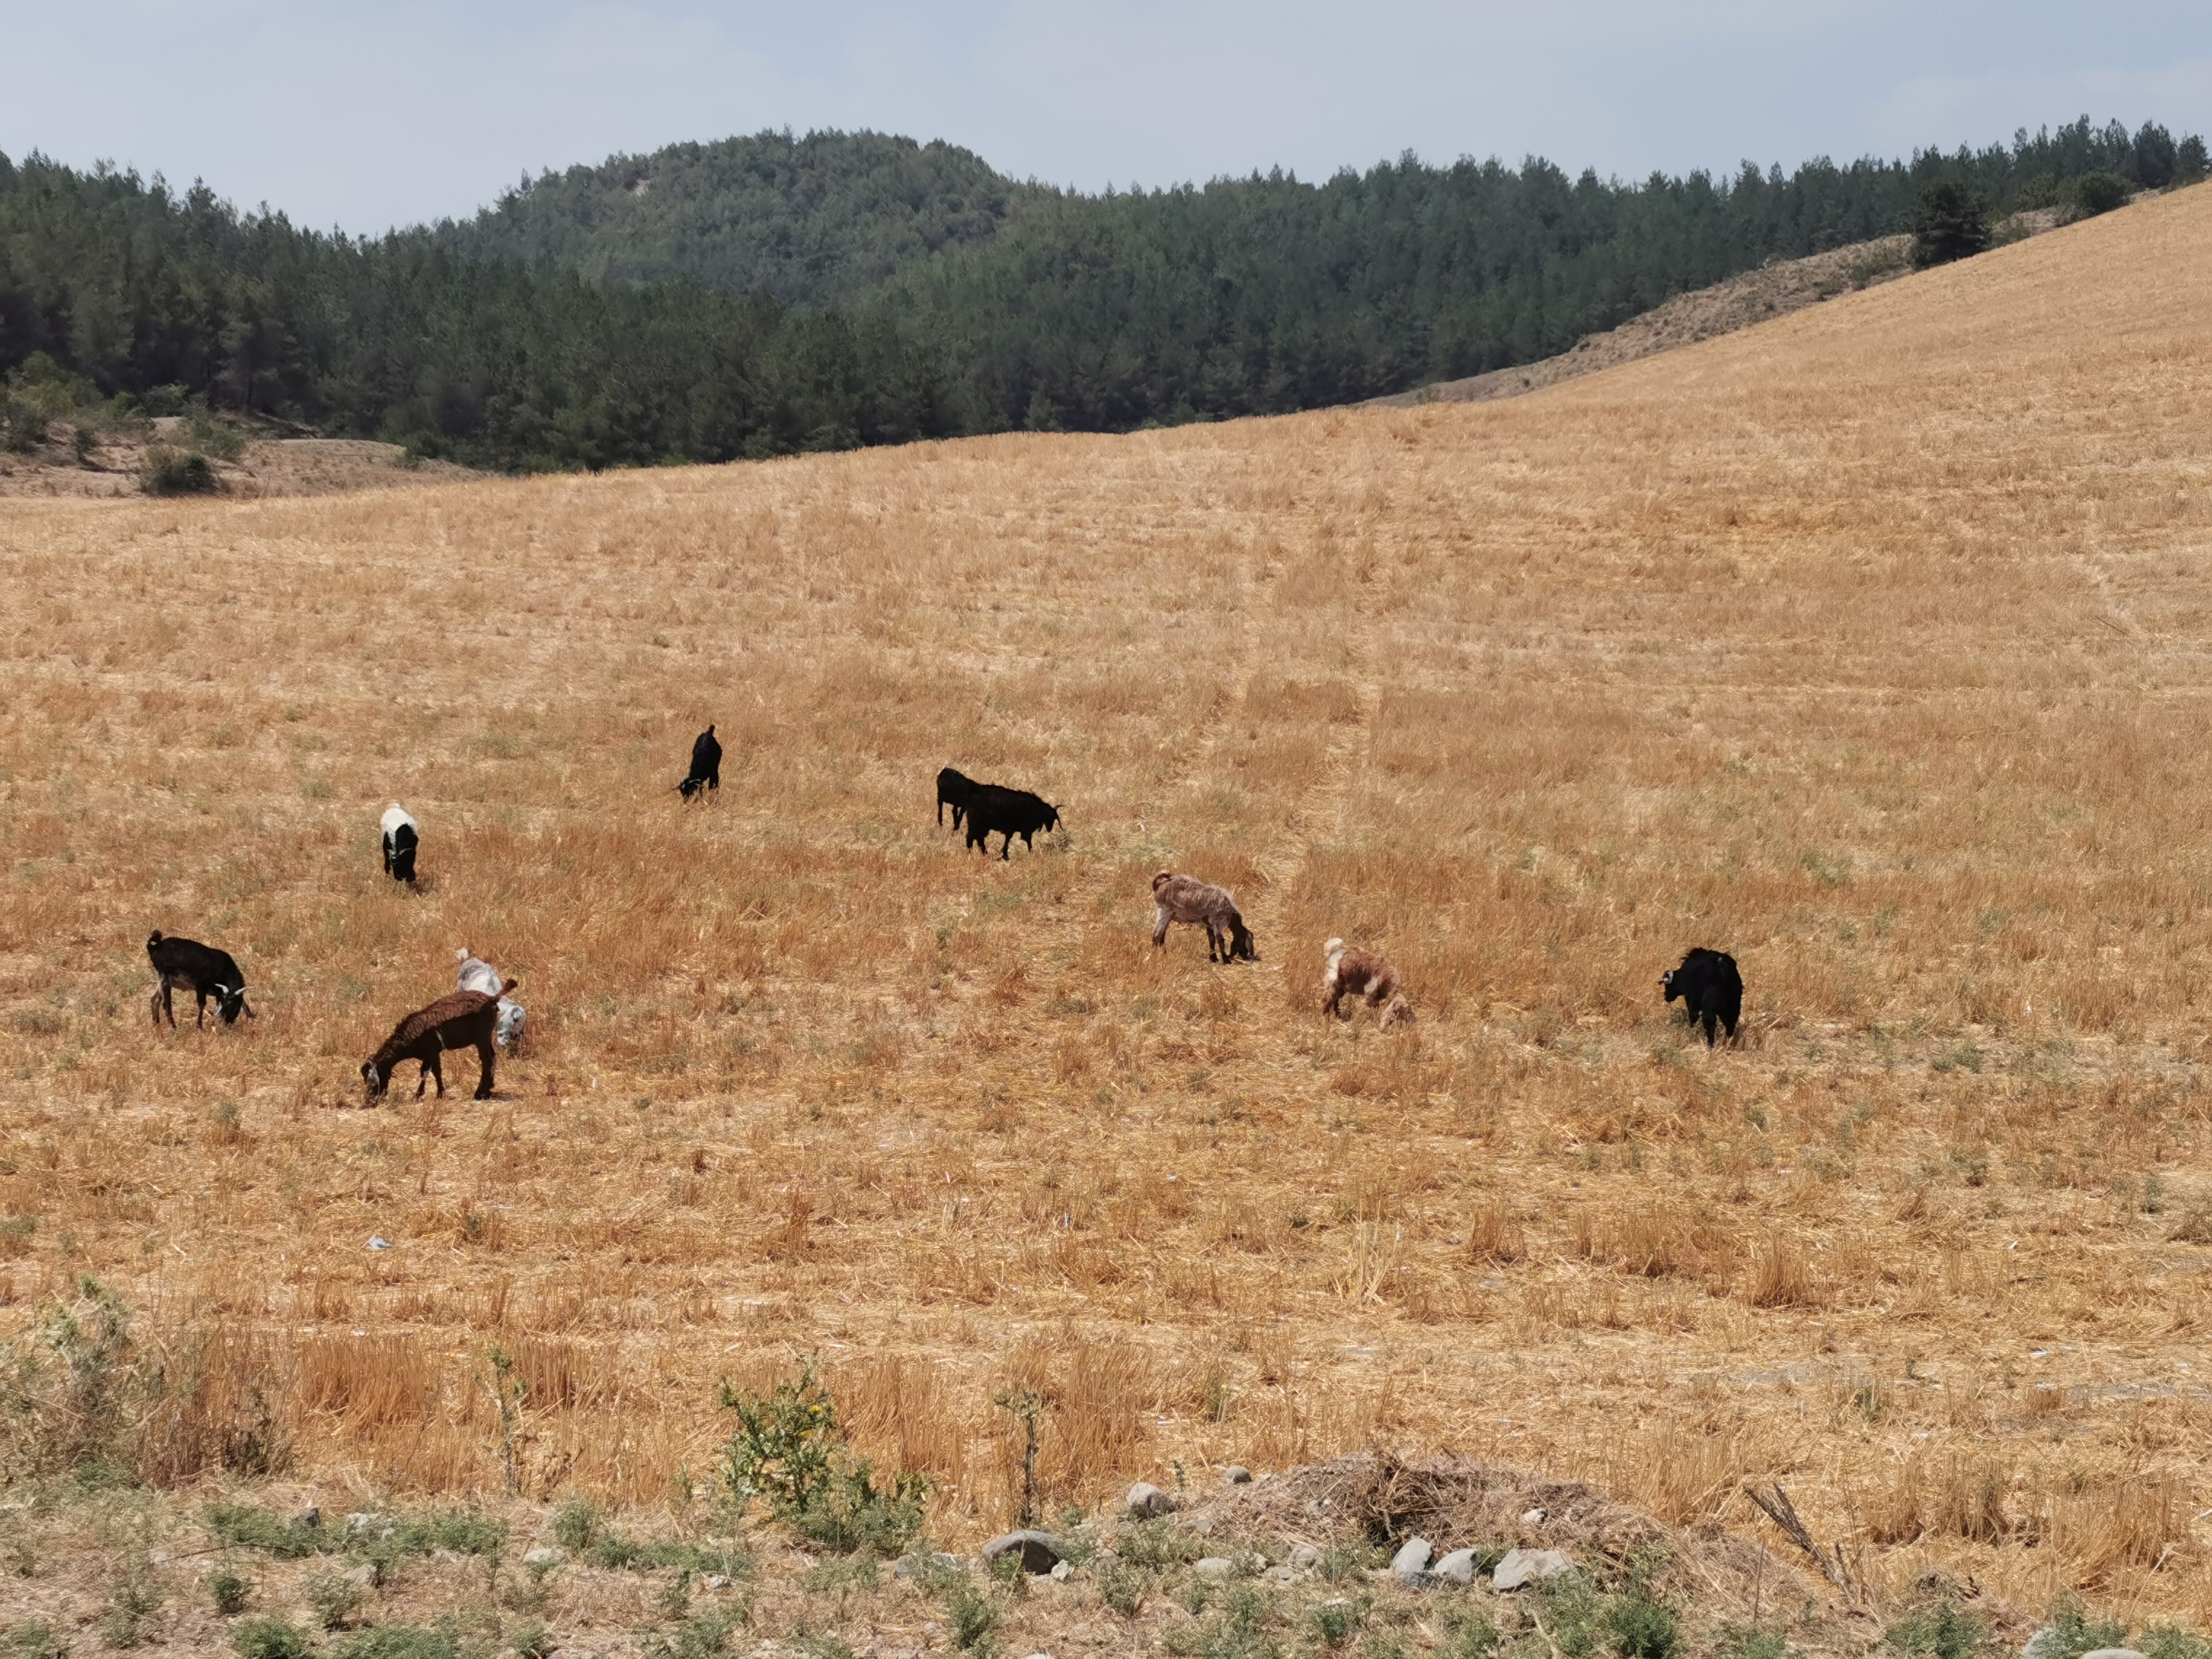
[361,980,515,1102]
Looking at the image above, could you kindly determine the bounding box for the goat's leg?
[1153,907,1171,947]
[195,988,210,1028]
[1700,1008,1718,1047]
[475,1037,496,1101]
[150,980,170,1028]
[999,831,1011,860]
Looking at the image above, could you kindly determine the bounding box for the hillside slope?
[4,185,2212,1638]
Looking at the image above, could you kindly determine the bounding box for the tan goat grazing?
[1151,871,1258,962]
[361,981,516,1102]
[1322,937,1413,1027]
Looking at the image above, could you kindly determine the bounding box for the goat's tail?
[500,978,519,995]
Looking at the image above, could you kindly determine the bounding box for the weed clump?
[717,1359,927,1555]
[1886,1597,1990,1659]
[232,1620,313,1659]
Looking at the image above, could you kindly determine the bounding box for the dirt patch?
[1373,212,2062,410]
[0,427,480,502]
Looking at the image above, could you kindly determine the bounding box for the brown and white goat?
[1151,871,1258,962]
[1322,937,1413,1027]
[361,980,515,1102]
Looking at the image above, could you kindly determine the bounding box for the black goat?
[963,783,1061,859]
[1661,947,1743,1047]
[147,931,255,1028]
[937,766,979,828]
[677,725,722,801]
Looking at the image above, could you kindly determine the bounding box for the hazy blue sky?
[5,1,2210,232]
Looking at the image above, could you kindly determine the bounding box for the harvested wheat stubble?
[5,181,2212,1626]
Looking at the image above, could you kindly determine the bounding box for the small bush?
[1099,1557,1148,1617]
[551,1496,602,1549]
[142,446,221,495]
[663,1607,745,1659]
[2140,1626,2212,1659]
[1440,1609,1501,1659]
[181,411,247,461]
[204,1503,338,1559]
[1119,1517,1202,1571]
[717,1360,927,1555]
[0,1625,65,1659]
[1606,1586,1681,1659]
[1313,1596,1366,1647]
[101,1562,165,1647]
[944,1577,999,1654]
[2042,1597,2129,1659]
[210,1568,252,1615]
[307,1567,367,1629]
[330,1627,459,1659]
[1715,1626,1790,1659]
[509,1623,553,1659]
[0,1278,138,1481]
[233,1619,313,1659]
[1886,1598,1989,1659]
[2068,173,2132,220]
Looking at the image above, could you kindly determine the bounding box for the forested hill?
[1,118,2204,474]
[439,130,1047,306]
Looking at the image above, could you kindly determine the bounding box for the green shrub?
[551,1496,603,1549]
[182,410,247,461]
[1886,1598,1989,1659]
[1312,1596,1366,1647]
[210,1568,252,1615]
[1715,1626,1790,1659]
[717,1360,928,1555]
[330,1627,459,1659]
[0,1277,138,1481]
[662,1607,745,1659]
[1606,1586,1680,1659]
[142,446,221,495]
[509,1623,553,1659]
[233,1619,313,1659]
[307,1567,367,1629]
[2068,173,2132,218]
[1119,1517,1202,1571]
[101,1562,165,1648]
[2042,1597,2129,1659]
[944,1577,999,1654]
[2140,1626,2212,1659]
[203,1503,337,1558]
[1440,1608,1501,1659]
[0,1624,65,1659]
[1099,1557,1148,1617]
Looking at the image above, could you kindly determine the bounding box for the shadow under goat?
[146,931,255,1028]
[361,982,515,1101]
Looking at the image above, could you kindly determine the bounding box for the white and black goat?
[381,803,420,883]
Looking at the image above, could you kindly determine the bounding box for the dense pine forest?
[2,119,2204,472]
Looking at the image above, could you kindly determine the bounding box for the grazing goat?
[937,766,979,829]
[146,931,255,1028]
[455,948,528,1051]
[964,782,1061,859]
[1322,937,1413,1027]
[1662,947,1743,1047]
[381,803,419,883]
[361,981,515,1102]
[1151,871,1258,962]
[677,724,722,801]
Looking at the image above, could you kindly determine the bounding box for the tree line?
[2,118,2202,472]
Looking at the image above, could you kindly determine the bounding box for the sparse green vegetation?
[1886,1597,1990,1659]
[232,1619,314,1659]
[717,1361,928,1555]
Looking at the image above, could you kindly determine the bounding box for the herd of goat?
[141,727,1746,1104]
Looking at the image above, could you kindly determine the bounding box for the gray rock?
[894,1550,962,1581]
[1225,1465,1253,1484]
[1184,1513,1215,1536]
[702,1574,729,1590]
[2022,1631,2065,1659]
[1433,1549,1480,1585]
[1127,1481,1179,1518]
[295,1507,321,1532]
[523,1547,566,1569]
[1194,1557,1235,1578]
[1492,1547,1574,1590]
[2079,1651,2147,1659]
[343,1512,389,1539]
[340,1563,377,1589]
[1268,1565,1295,1583]
[1521,1507,1548,1526]
[1049,1561,1073,1583]
[982,1530,1063,1575]
[1392,1538,1434,1584]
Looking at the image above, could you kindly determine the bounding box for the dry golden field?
[7,182,2212,1629]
